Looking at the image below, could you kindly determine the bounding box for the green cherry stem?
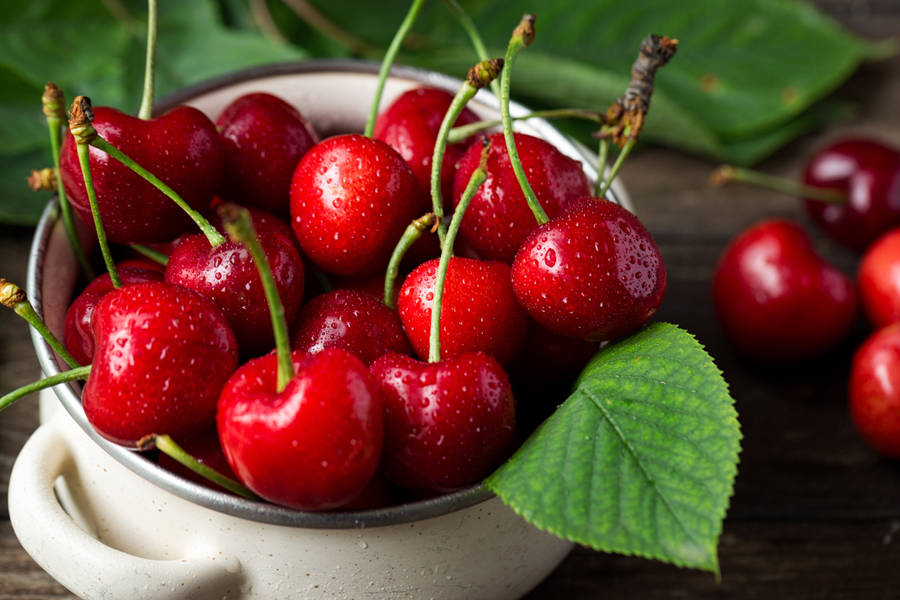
[594,137,610,198]
[710,164,845,204]
[363,0,428,138]
[428,139,490,363]
[141,434,260,500]
[443,0,501,99]
[130,244,170,266]
[137,0,158,119]
[431,58,503,246]
[597,136,635,201]
[0,279,80,369]
[219,204,294,392]
[69,97,121,289]
[384,213,436,309]
[447,108,605,145]
[0,365,92,413]
[500,14,547,226]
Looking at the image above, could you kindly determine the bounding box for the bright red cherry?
[849,324,900,459]
[217,348,383,511]
[511,198,665,342]
[83,281,238,446]
[59,106,224,244]
[369,351,516,491]
[216,92,318,215]
[289,134,424,277]
[397,257,527,366]
[453,132,591,263]
[712,219,857,361]
[290,289,411,365]
[859,228,900,328]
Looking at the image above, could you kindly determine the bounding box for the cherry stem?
[363,0,428,138]
[447,108,605,145]
[597,136,635,201]
[219,204,294,393]
[137,0,158,119]
[443,0,501,99]
[0,364,91,413]
[500,14,547,226]
[43,84,94,280]
[130,244,169,266]
[594,137,610,198]
[142,434,260,501]
[384,213,436,309]
[431,58,504,246]
[428,140,490,363]
[710,164,845,204]
[0,279,80,369]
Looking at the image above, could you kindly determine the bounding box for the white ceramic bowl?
[10,61,631,600]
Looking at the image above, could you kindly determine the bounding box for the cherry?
[83,281,238,446]
[216,92,318,215]
[290,289,411,366]
[59,105,224,244]
[511,198,665,342]
[397,257,527,366]
[156,427,239,493]
[508,320,599,386]
[369,351,515,491]
[336,474,396,511]
[859,228,900,328]
[289,134,424,277]
[712,219,857,361]
[217,348,383,510]
[452,132,590,263]
[849,323,900,459]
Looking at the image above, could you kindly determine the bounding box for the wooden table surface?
[2,2,900,598]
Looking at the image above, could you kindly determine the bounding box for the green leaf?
[485,323,741,572]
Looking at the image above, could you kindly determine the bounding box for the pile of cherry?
[712,138,900,460]
[20,77,666,512]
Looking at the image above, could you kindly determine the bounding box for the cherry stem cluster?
[0,364,92,413]
[710,164,845,204]
[137,0,158,120]
[443,0,501,99]
[0,279,80,369]
[384,213,436,310]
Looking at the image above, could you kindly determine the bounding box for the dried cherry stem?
[0,279,80,369]
[0,365,92,413]
[443,0,501,98]
[429,139,490,363]
[710,165,845,204]
[500,14,547,226]
[27,168,56,192]
[363,0,428,138]
[431,58,503,246]
[384,212,437,309]
[219,204,294,392]
[137,0,158,119]
[130,244,169,266]
[447,108,605,144]
[139,434,260,500]
[44,84,95,279]
[69,97,121,289]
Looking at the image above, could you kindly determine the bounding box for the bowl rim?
[27,58,624,529]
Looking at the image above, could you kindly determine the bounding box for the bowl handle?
[8,419,244,600]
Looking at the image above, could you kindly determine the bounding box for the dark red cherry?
[509,320,599,386]
[453,132,591,262]
[369,351,516,491]
[216,92,318,215]
[849,323,900,459]
[712,219,857,361]
[289,134,424,277]
[859,228,900,328]
[511,198,665,341]
[59,106,224,244]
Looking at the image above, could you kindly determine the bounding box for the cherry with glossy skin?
[453,132,591,263]
[859,228,900,328]
[512,198,665,342]
[398,257,527,366]
[83,281,238,446]
[509,320,599,386]
[216,92,318,215]
[369,351,516,491]
[217,348,383,511]
[849,323,900,459]
[59,106,224,244]
[291,289,411,366]
[290,134,425,277]
[712,219,857,361]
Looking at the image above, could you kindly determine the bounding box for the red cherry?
[217,348,383,510]
[290,289,411,366]
[859,228,900,328]
[335,474,396,511]
[453,132,591,262]
[164,232,304,357]
[803,138,900,250]
[216,92,318,215]
[83,281,239,446]
[397,257,527,366]
[849,324,900,459]
[59,106,224,244]
[511,199,665,341]
[712,219,857,361]
[289,134,424,277]
[369,351,516,491]
[508,320,599,386]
